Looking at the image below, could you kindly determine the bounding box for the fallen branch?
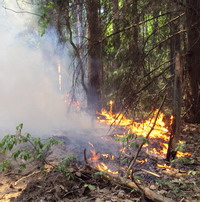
[85,165,174,202]
[141,169,161,178]
[14,170,41,186]
[115,175,175,202]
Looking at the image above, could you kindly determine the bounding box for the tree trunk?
[167,53,183,161]
[169,1,181,75]
[128,0,140,66]
[85,0,103,112]
[112,0,120,62]
[185,0,200,123]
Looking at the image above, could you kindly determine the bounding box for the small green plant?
[55,156,77,180]
[175,141,186,153]
[83,184,96,191]
[115,133,148,149]
[0,159,11,172]
[115,133,135,144]
[93,170,107,178]
[188,170,198,175]
[0,124,62,172]
[172,157,195,165]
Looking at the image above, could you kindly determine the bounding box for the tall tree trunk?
[169,1,181,75]
[85,0,103,112]
[166,1,182,161]
[112,0,120,64]
[167,53,183,160]
[128,0,140,66]
[185,0,200,123]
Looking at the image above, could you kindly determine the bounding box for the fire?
[88,142,118,174]
[102,154,115,160]
[96,162,118,175]
[176,151,191,158]
[157,163,172,170]
[97,102,191,159]
[98,108,172,141]
[120,147,126,153]
[88,102,191,175]
[64,93,81,111]
[97,105,172,157]
[146,142,169,157]
[109,100,114,114]
[136,159,147,164]
[89,150,100,161]
[176,140,191,158]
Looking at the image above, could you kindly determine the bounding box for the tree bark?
[167,53,183,161]
[185,0,200,123]
[85,0,103,112]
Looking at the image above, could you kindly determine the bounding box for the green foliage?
[137,137,148,144]
[115,133,148,149]
[133,175,142,181]
[83,184,96,191]
[175,142,186,153]
[33,0,56,36]
[188,170,198,176]
[0,124,62,172]
[93,171,107,178]
[158,178,194,199]
[172,157,195,165]
[55,156,77,180]
[115,133,135,143]
[0,160,11,172]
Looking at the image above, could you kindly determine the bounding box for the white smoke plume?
[0,1,92,136]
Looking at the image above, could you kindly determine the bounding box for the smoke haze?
[0,1,92,136]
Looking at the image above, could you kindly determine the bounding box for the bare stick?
[84,148,89,165]
[2,6,42,17]
[141,169,161,178]
[14,170,41,186]
[126,95,167,176]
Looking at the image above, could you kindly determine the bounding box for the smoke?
[0,1,92,136]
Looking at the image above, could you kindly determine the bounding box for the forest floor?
[0,123,200,202]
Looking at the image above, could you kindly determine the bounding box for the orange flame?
[96,162,118,175]
[157,163,172,170]
[89,150,100,161]
[97,106,172,157]
[91,102,191,174]
[64,93,81,111]
[137,159,147,164]
[97,102,191,159]
[176,151,191,158]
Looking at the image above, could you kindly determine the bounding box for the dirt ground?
[0,163,142,202]
[0,123,200,202]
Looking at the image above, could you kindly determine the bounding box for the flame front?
[97,102,191,159]
[97,105,173,158]
[96,163,119,175]
[90,101,191,174]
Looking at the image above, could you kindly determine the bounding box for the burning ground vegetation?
[0,102,200,201]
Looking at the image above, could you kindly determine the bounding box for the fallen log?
[111,175,175,202]
[88,164,174,202]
